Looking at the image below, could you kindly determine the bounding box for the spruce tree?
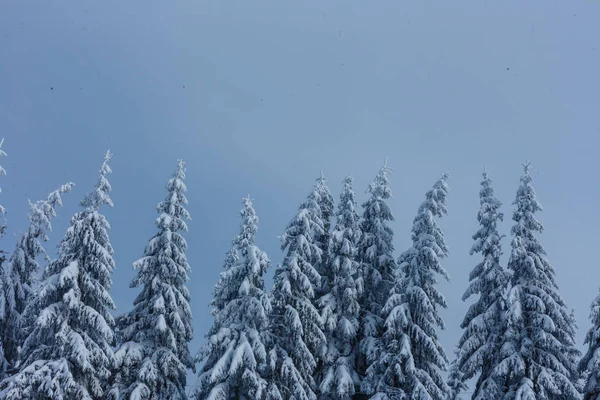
[0,138,7,240]
[581,290,600,400]
[267,184,326,400]
[362,173,450,400]
[112,160,194,400]
[0,151,117,400]
[313,172,335,295]
[452,170,509,399]
[0,183,73,376]
[196,196,271,400]
[0,138,8,378]
[493,162,581,400]
[356,161,396,382]
[318,176,361,399]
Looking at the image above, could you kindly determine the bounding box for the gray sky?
[1,0,599,393]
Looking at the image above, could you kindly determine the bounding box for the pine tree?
[318,176,361,400]
[0,151,117,400]
[0,183,74,376]
[362,173,450,400]
[581,290,600,400]
[112,160,194,400]
[452,170,509,399]
[313,172,335,295]
[493,162,581,400]
[0,138,8,378]
[267,185,326,400]
[195,196,271,400]
[356,161,396,383]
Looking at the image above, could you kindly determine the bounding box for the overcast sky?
[2,0,600,393]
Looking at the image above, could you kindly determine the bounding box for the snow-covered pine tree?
[0,138,8,378]
[356,161,396,383]
[267,184,326,400]
[362,173,450,400]
[313,172,335,295]
[0,138,7,241]
[0,151,117,400]
[493,162,581,400]
[0,183,74,376]
[112,160,194,400]
[581,290,600,400]
[318,176,361,400]
[195,196,272,400]
[452,170,509,399]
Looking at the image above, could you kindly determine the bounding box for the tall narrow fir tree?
[113,160,194,399]
[313,172,335,296]
[196,196,272,400]
[451,170,509,399]
[356,161,396,384]
[493,162,581,400]
[267,184,326,400]
[318,176,362,399]
[0,138,8,378]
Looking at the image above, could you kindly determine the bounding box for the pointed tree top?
[81,151,113,209]
[316,170,328,185]
[243,194,254,204]
[522,159,532,174]
[174,158,186,180]
[0,138,7,158]
[0,138,7,177]
[382,157,393,172]
[377,158,393,182]
[99,150,113,177]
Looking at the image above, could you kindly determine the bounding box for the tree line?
[0,139,598,400]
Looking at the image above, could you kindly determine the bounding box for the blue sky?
[1,0,600,393]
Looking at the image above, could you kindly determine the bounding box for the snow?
[196,196,272,400]
[2,153,116,399]
[113,160,193,400]
[493,163,581,400]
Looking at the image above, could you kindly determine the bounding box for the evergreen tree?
[318,176,361,400]
[0,151,117,400]
[195,196,271,400]
[0,138,7,240]
[453,170,509,399]
[356,161,396,382]
[0,183,74,376]
[267,185,326,400]
[0,138,8,378]
[493,162,581,400]
[112,160,194,400]
[313,172,335,295]
[581,289,600,400]
[362,173,450,400]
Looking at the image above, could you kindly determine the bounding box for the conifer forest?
[0,140,596,399]
[2,1,599,399]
